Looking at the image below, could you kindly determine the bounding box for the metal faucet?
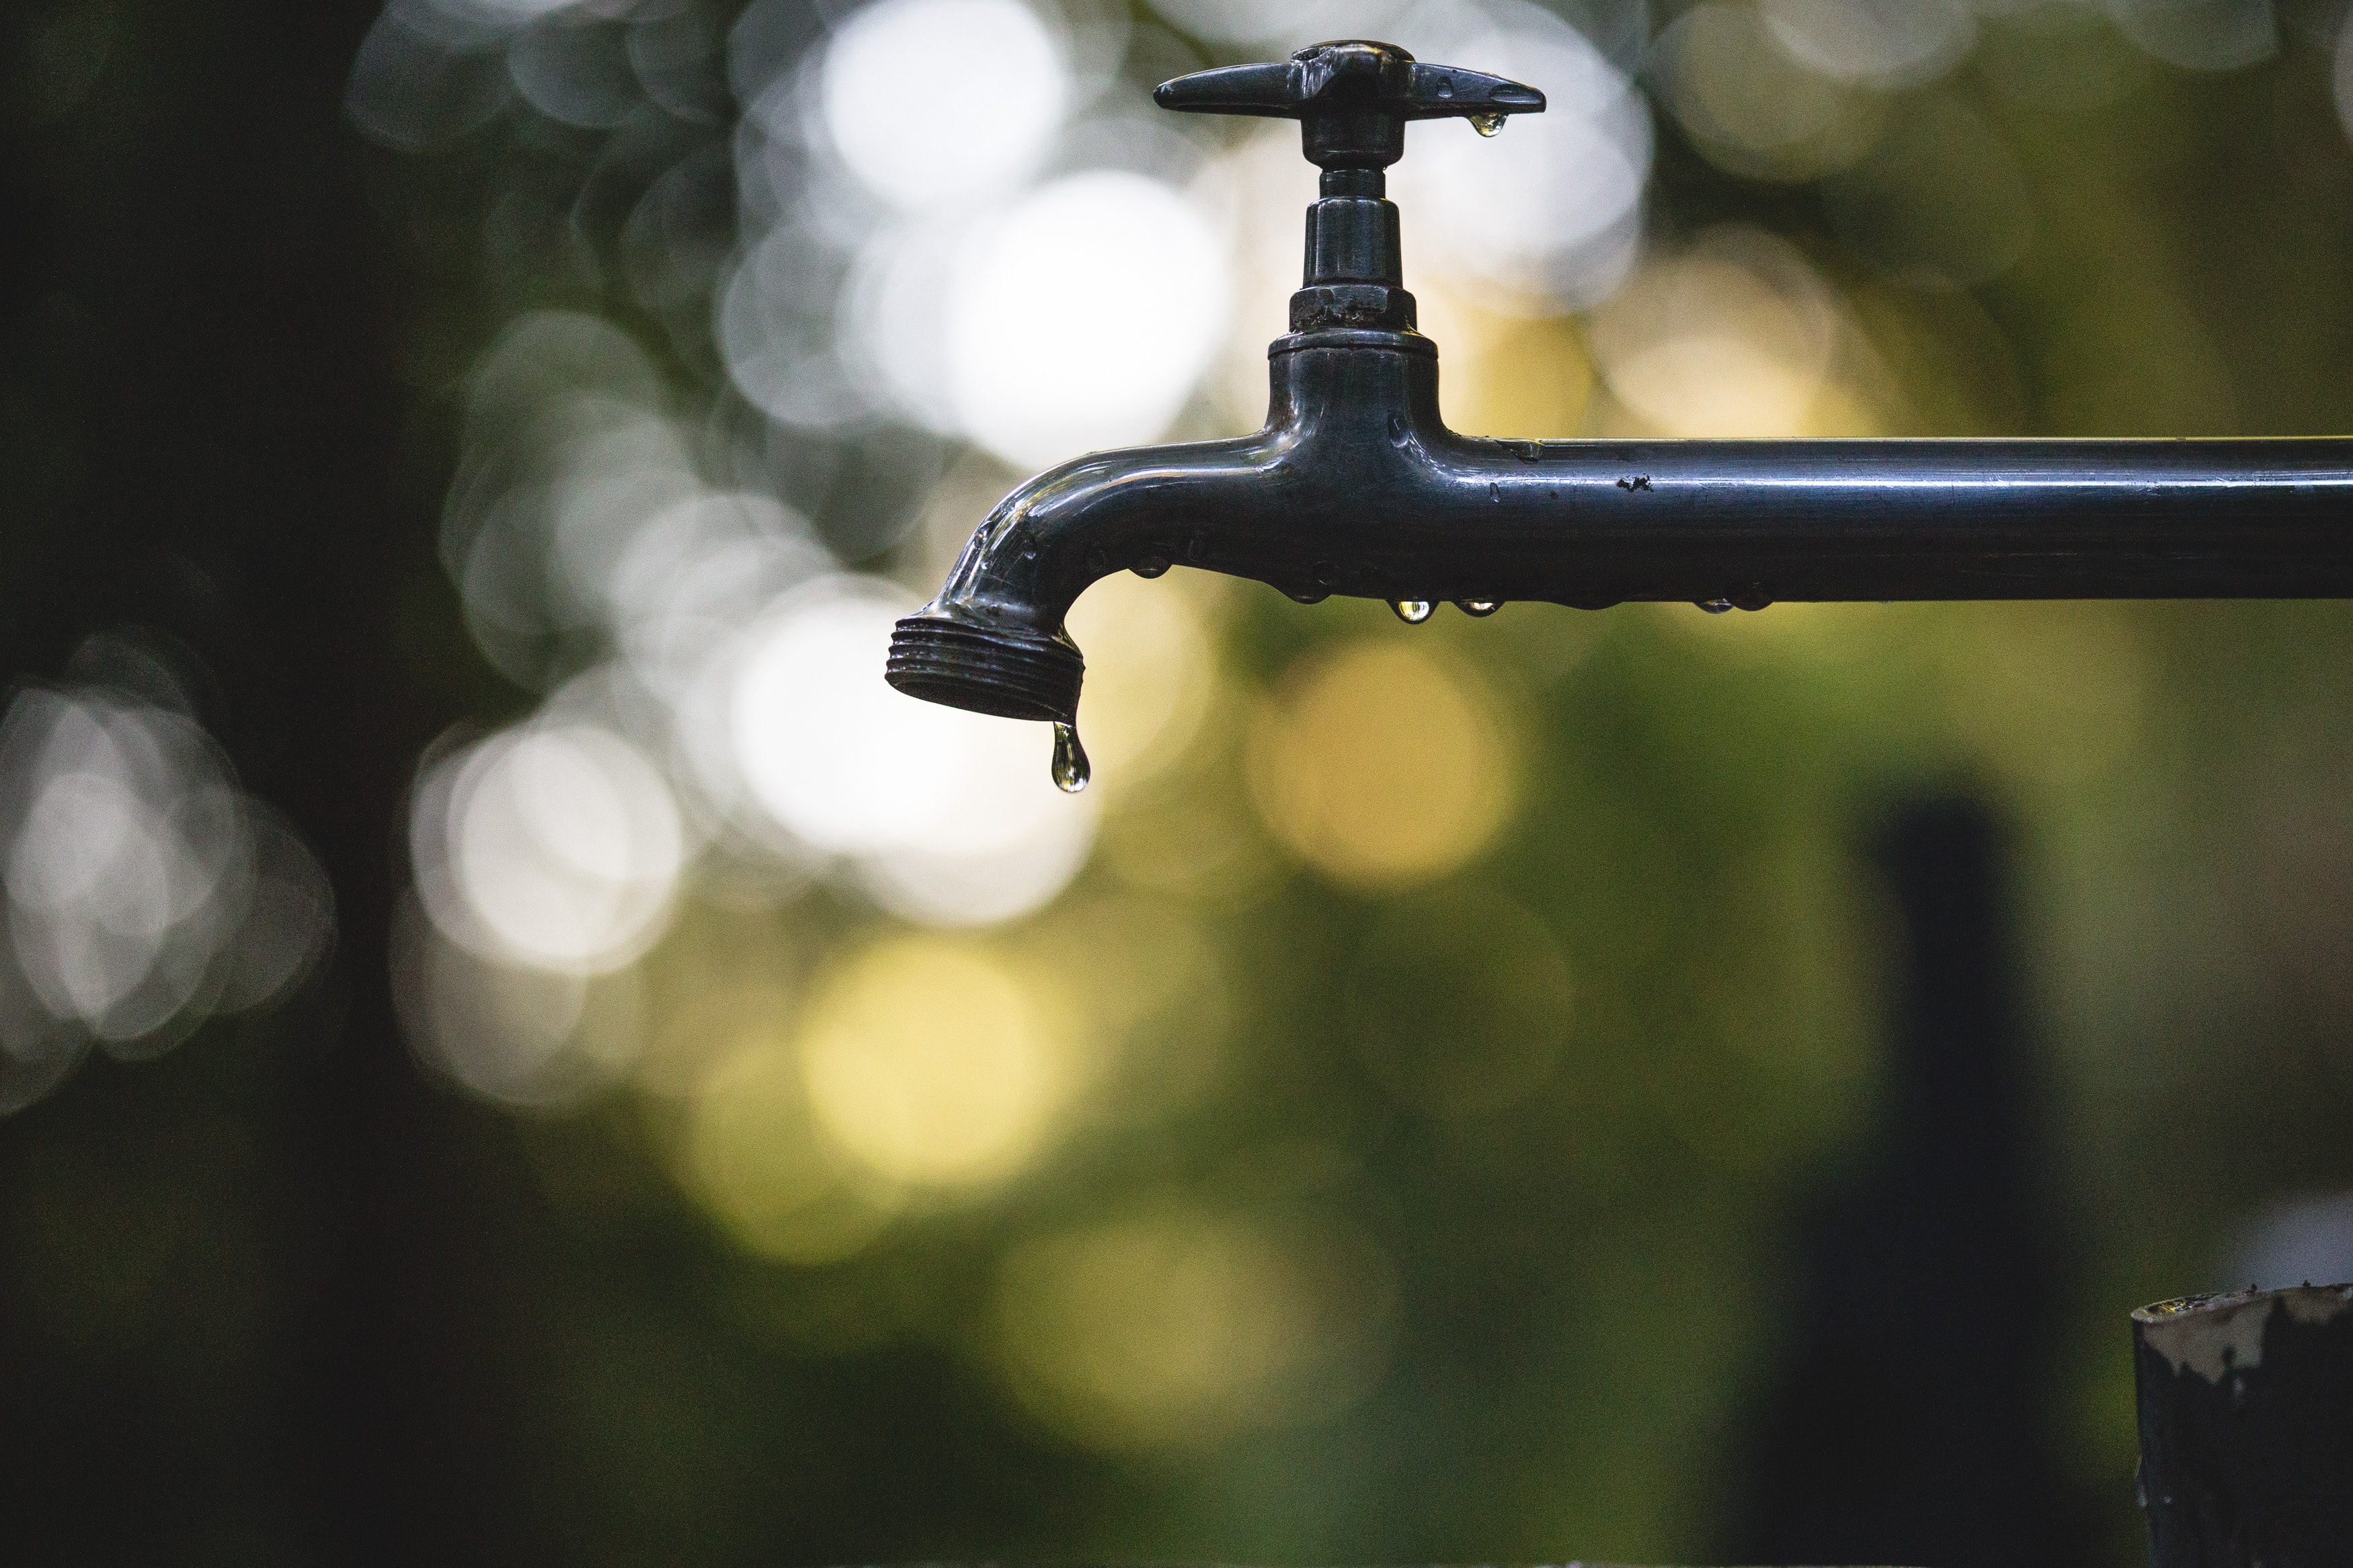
[885,39,2353,788]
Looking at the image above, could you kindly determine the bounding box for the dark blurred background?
[7,0,2353,1563]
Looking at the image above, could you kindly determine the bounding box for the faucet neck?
[1293,167,1416,333]
[1266,317,1444,464]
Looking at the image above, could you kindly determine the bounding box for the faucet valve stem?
[1157,42,1544,335]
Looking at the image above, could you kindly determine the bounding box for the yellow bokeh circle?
[992,1208,1396,1449]
[797,936,1068,1188]
[1247,639,1518,889]
[687,1033,897,1266]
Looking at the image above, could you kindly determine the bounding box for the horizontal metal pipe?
[889,332,2353,725]
[1390,435,2353,605]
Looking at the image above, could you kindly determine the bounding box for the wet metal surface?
[888,40,2353,756]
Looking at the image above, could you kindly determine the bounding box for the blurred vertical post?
[2133,1284,2353,1565]
[1732,797,2092,1567]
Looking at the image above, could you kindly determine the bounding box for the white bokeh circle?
[417,722,686,975]
[820,0,1069,212]
[945,171,1231,468]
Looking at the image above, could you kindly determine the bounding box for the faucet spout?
[884,425,1291,727]
[881,325,1456,725]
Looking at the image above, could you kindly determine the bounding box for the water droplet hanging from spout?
[1470,112,1505,136]
[1051,722,1090,793]
[1391,600,1434,624]
[1456,600,1500,617]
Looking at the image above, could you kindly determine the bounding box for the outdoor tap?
[886,38,2353,788]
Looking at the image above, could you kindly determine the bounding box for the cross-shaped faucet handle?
[1154,40,1545,173]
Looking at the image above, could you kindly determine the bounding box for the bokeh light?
[0,651,333,1112]
[2109,0,2277,72]
[1588,227,1858,437]
[797,935,1071,1188]
[508,11,641,128]
[820,0,1069,211]
[993,1206,1398,1448]
[394,895,646,1109]
[1652,1,1888,183]
[414,720,687,976]
[1022,892,1234,1121]
[687,1009,903,1262]
[345,3,516,152]
[944,170,1230,467]
[608,491,829,700]
[1144,0,1380,48]
[727,583,976,857]
[2333,5,2353,143]
[1760,0,1976,88]
[3,702,239,1043]
[1248,638,1518,889]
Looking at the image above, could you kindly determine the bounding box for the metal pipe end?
[885,614,1084,723]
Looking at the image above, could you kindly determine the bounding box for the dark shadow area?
[1733,797,2101,1568]
[0,1,485,1561]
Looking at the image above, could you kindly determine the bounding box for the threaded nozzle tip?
[884,615,1084,725]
